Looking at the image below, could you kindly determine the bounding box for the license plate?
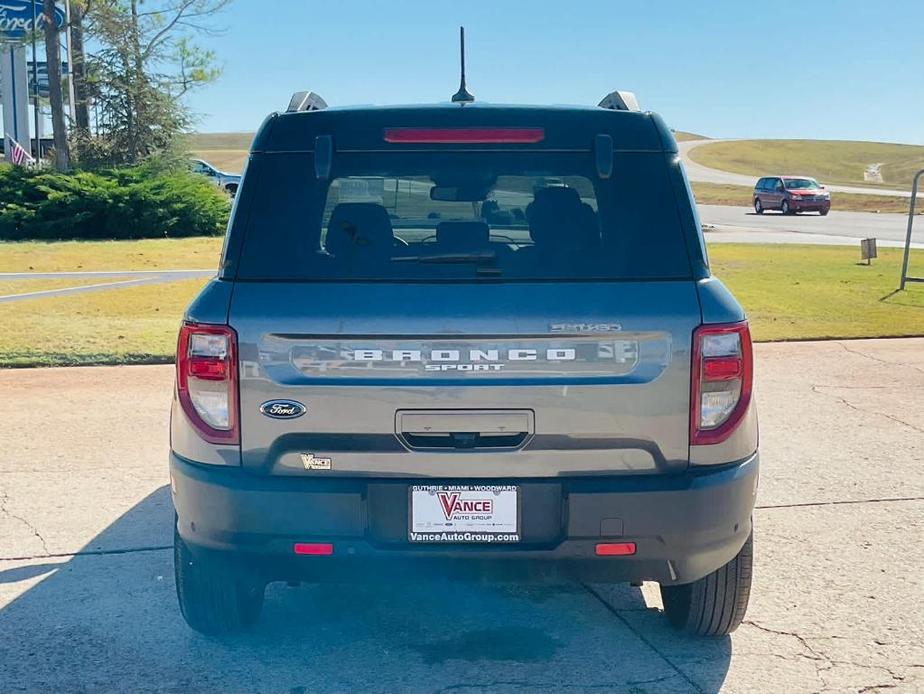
[409,484,520,543]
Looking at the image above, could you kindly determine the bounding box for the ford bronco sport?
[170,88,758,637]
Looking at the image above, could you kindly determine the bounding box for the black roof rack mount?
[287,91,328,113]
[598,90,641,112]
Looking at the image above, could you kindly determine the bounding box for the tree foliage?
[74,0,229,167]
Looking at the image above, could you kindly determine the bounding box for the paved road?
[699,204,924,248]
[0,270,215,304]
[1,340,923,693]
[679,140,914,198]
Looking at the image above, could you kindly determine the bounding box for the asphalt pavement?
[1,339,922,693]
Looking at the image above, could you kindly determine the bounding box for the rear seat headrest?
[526,186,600,249]
[325,203,394,257]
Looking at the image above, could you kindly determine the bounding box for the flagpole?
[31,0,41,159]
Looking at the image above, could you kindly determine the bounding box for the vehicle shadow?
[0,486,732,693]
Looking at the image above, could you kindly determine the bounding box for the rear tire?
[754,199,763,214]
[174,527,265,635]
[659,532,753,636]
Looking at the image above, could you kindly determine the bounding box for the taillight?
[383,127,545,144]
[690,322,753,446]
[176,322,239,444]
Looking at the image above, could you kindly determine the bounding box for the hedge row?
[0,164,231,240]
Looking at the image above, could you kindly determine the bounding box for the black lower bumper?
[170,452,758,585]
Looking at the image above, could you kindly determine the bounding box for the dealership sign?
[0,1,65,40]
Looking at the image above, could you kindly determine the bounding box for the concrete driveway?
[1,340,922,693]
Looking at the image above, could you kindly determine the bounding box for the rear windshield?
[234,151,692,281]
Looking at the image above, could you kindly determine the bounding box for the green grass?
[711,244,924,342]
[0,242,921,366]
[0,238,222,272]
[186,132,254,150]
[0,278,208,366]
[674,131,709,142]
[689,139,924,190]
[691,182,919,215]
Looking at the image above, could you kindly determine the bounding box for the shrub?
[0,163,230,240]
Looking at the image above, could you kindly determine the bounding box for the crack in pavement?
[743,621,908,693]
[0,485,49,556]
[1,544,171,562]
[811,384,924,434]
[756,496,924,510]
[834,341,924,375]
[581,582,706,694]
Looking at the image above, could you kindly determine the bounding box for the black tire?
[659,532,753,636]
[225,184,238,197]
[754,198,763,214]
[781,200,791,215]
[174,527,265,635]
[819,208,829,216]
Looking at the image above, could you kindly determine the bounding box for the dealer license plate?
[409,484,520,543]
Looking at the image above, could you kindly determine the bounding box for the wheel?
[754,199,763,214]
[780,200,790,215]
[659,531,753,636]
[174,527,265,635]
[819,208,829,216]
[225,184,238,197]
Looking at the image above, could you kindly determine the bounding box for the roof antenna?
[451,26,475,103]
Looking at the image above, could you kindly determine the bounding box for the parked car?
[190,158,241,196]
[170,89,758,637]
[753,176,830,215]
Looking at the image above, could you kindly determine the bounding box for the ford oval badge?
[260,400,307,419]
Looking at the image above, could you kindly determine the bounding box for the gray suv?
[170,90,758,637]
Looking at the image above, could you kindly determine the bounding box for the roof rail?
[598,90,641,112]
[286,91,328,113]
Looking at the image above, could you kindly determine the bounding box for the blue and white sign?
[0,1,66,40]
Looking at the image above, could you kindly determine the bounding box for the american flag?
[5,136,34,167]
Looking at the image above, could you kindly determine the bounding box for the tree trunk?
[70,3,90,132]
[43,0,70,171]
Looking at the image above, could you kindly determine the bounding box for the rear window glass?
[235,151,692,281]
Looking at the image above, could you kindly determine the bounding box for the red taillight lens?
[383,127,545,144]
[691,322,753,446]
[294,543,334,556]
[176,322,239,444]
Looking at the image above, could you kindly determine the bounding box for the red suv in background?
[753,176,831,216]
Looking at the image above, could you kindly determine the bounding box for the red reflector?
[595,542,637,556]
[187,357,228,380]
[383,127,545,144]
[703,357,742,381]
[293,543,334,556]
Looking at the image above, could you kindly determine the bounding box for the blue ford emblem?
[260,400,307,419]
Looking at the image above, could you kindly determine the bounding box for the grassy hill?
[688,139,924,190]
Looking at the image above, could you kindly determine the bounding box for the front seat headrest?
[325,203,394,258]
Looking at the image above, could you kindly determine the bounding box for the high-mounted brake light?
[294,543,334,556]
[690,322,753,446]
[176,322,239,444]
[383,127,545,144]
[595,542,637,556]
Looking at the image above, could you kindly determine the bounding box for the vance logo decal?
[437,492,493,520]
[260,400,307,419]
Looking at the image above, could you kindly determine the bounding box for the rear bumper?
[170,452,758,585]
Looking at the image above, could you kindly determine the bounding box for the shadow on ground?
[0,486,732,693]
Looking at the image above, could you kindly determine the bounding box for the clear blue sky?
[187,0,924,144]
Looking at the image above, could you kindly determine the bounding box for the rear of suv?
[170,90,759,637]
[753,175,831,215]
